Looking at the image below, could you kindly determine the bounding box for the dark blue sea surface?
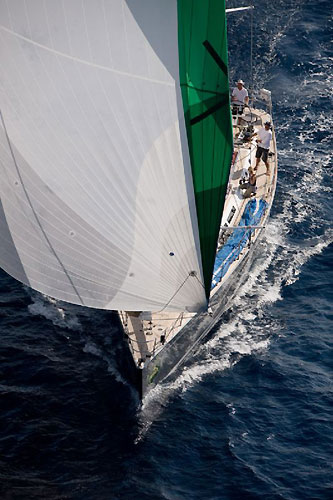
[1,1,332,498]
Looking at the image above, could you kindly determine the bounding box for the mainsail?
[0,0,232,312]
[178,0,233,297]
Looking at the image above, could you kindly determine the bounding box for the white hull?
[119,101,278,398]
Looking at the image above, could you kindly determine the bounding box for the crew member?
[239,167,256,198]
[254,121,272,175]
[231,79,249,114]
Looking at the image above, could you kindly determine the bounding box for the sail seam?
[0,25,174,87]
[0,110,84,306]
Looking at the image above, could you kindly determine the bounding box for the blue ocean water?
[1,1,332,499]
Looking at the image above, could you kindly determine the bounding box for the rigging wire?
[250,6,254,96]
[156,271,205,314]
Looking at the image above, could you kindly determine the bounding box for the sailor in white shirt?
[231,79,249,114]
[254,122,273,175]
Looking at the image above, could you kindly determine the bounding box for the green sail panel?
[178,0,233,297]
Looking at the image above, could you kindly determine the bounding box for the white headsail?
[0,0,206,312]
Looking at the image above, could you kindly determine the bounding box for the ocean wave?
[27,292,82,332]
[141,158,332,407]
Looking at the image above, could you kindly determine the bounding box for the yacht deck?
[119,106,278,367]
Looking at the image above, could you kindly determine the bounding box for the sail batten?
[0,0,207,312]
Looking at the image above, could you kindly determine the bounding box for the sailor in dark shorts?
[254,121,272,175]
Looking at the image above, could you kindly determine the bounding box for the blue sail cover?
[211,199,268,288]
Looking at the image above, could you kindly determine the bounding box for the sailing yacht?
[0,1,277,399]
